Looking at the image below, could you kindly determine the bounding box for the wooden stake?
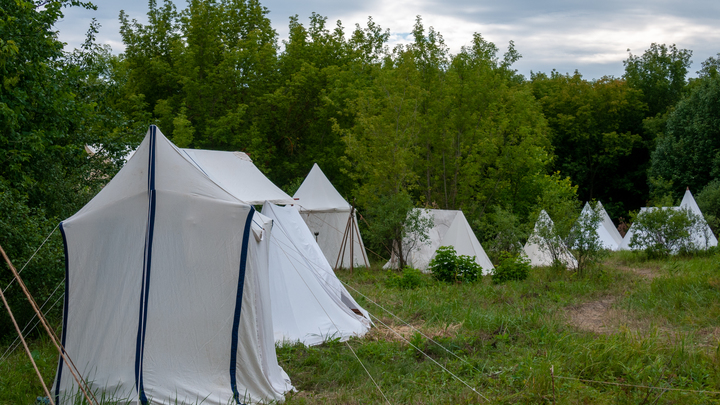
[0,243,97,404]
[0,281,55,404]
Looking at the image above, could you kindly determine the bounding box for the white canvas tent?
[572,202,623,251]
[262,202,370,346]
[293,164,368,269]
[55,126,292,404]
[180,149,295,205]
[172,150,370,346]
[384,209,494,275]
[620,189,718,251]
[523,210,578,269]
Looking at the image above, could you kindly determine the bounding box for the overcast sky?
[54,0,720,80]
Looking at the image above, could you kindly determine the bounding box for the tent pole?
[350,206,354,275]
[0,243,97,405]
[0,279,55,405]
[353,213,370,268]
[335,214,352,271]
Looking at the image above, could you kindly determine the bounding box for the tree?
[628,207,704,257]
[649,74,720,197]
[530,71,646,217]
[0,0,126,338]
[623,43,692,118]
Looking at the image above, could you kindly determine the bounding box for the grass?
[2,251,720,404]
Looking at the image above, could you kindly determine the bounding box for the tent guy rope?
[0,243,98,405]
[2,223,59,294]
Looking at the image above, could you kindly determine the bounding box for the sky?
[54,0,720,80]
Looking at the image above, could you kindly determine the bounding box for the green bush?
[428,246,482,283]
[492,252,531,284]
[385,267,426,289]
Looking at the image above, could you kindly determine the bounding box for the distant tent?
[620,189,718,251]
[679,188,718,248]
[262,202,370,346]
[571,202,623,251]
[293,164,369,268]
[523,210,578,269]
[384,209,494,275]
[55,126,292,404]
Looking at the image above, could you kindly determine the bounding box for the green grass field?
[2,251,720,404]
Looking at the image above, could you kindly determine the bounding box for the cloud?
[54,0,720,80]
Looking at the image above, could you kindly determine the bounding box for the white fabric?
[55,127,292,405]
[293,164,368,268]
[523,210,578,269]
[262,202,370,346]
[680,189,718,248]
[620,190,718,251]
[572,202,621,251]
[384,209,494,275]
[181,149,294,205]
[597,202,624,248]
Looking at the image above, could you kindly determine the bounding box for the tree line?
[1,0,719,336]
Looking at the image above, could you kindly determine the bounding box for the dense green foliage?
[428,246,482,283]
[491,252,530,284]
[628,206,704,256]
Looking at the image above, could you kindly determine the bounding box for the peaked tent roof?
[385,209,494,275]
[523,210,578,269]
[597,202,624,248]
[293,163,350,212]
[180,148,294,205]
[55,126,291,404]
[572,202,621,251]
[262,202,370,346]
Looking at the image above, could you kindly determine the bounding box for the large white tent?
[384,209,494,275]
[262,202,370,346]
[523,210,578,269]
[572,202,623,251]
[55,126,292,404]
[293,164,368,269]
[620,189,718,251]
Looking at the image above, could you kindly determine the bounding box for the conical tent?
[572,202,622,251]
[523,210,578,269]
[262,202,370,346]
[384,209,494,275]
[54,126,292,404]
[293,164,368,268]
[680,189,718,248]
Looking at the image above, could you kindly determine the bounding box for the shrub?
[628,206,704,257]
[492,252,531,284]
[385,267,426,289]
[428,246,482,283]
[697,179,720,234]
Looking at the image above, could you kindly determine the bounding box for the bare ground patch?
[365,319,463,343]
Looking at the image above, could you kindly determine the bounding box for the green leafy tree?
[623,43,692,117]
[567,202,608,275]
[628,207,704,257]
[530,71,646,216]
[649,74,720,197]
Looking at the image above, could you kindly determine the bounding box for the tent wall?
[263,203,370,346]
[523,210,578,269]
[54,126,291,404]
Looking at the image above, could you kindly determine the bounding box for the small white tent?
[680,188,718,248]
[572,202,623,251]
[55,126,292,404]
[620,189,718,251]
[262,202,370,346]
[523,210,578,269]
[293,164,369,269]
[384,209,494,275]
